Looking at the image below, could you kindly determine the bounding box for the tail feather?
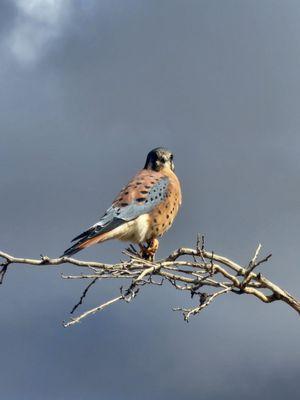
[62,235,105,257]
[71,228,93,243]
[61,242,83,257]
[61,217,126,258]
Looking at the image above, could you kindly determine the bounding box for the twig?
[174,286,232,321]
[241,244,272,288]
[70,277,99,314]
[1,236,299,326]
[0,264,9,284]
[63,295,123,327]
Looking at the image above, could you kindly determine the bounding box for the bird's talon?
[139,239,159,261]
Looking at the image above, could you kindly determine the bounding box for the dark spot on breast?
[158,210,162,214]
[136,198,146,203]
[167,214,170,219]
[156,227,159,233]
[140,190,148,194]
[137,181,142,185]
[150,181,155,184]
[124,191,129,195]
[150,198,154,201]
[162,223,165,227]
[121,202,128,207]
[154,218,157,223]
[145,185,151,189]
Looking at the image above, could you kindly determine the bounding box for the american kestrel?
[62,147,182,259]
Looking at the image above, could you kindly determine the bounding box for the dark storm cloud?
[1,1,300,399]
[0,1,17,34]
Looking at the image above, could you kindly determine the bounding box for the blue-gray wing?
[63,176,169,256]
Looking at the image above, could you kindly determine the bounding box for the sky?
[1,1,300,399]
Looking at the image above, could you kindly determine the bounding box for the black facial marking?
[144,148,173,171]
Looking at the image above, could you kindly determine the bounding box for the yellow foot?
[139,239,159,261]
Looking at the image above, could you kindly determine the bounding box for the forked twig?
[0,235,299,327]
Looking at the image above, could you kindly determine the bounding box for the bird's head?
[144,147,175,172]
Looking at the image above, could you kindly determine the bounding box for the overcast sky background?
[1,1,300,399]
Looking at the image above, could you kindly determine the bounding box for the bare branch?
[1,236,299,326]
[0,264,9,284]
[240,244,272,288]
[173,286,232,321]
[70,277,99,314]
[63,295,123,327]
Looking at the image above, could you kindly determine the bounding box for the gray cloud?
[2,0,72,65]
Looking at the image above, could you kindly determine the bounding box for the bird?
[62,147,182,259]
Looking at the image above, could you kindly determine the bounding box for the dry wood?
[0,236,299,327]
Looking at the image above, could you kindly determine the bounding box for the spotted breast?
[112,167,181,242]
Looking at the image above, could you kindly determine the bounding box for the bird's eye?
[170,154,173,160]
